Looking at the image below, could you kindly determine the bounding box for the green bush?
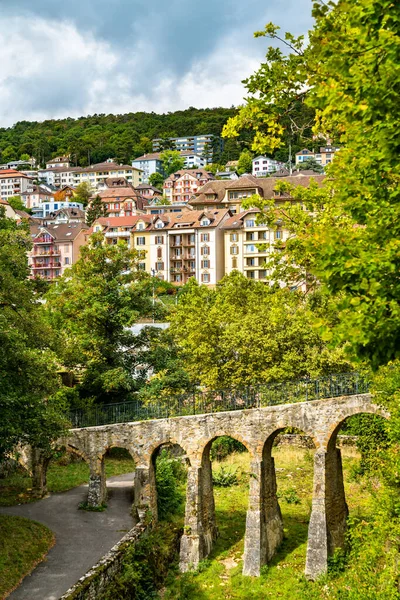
[210,436,247,461]
[279,487,301,504]
[212,466,238,487]
[155,450,186,520]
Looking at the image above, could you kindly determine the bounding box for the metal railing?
[69,372,369,429]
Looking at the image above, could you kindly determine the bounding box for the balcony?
[33,249,61,256]
[32,262,61,269]
[35,238,54,244]
[104,231,131,238]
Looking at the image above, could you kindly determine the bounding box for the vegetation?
[148,172,164,189]
[85,194,108,226]
[0,515,54,599]
[160,150,185,177]
[0,107,238,167]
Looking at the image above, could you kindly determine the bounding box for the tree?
[169,272,352,390]
[296,157,324,173]
[160,150,185,177]
[19,153,31,162]
[44,235,154,404]
[0,208,66,460]
[237,149,253,175]
[86,195,108,226]
[148,172,165,189]
[73,181,93,206]
[7,195,26,212]
[223,0,400,369]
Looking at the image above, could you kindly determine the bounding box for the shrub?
[210,436,247,461]
[279,487,301,504]
[212,466,238,487]
[155,450,186,520]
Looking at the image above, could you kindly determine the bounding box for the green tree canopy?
[160,150,185,177]
[73,182,93,207]
[237,149,253,175]
[148,172,165,188]
[86,195,108,226]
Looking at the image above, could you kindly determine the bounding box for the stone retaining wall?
[59,522,147,600]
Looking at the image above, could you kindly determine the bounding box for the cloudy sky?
[0,0,313,127]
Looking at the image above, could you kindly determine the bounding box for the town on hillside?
[0,137,338,284]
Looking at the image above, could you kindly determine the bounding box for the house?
[21,185,54,210]
[252,156,285,177]
[0,198,18,219]
[189,173,326,214]
[215,170,239,180]
[134,183,163,199]
[28,222,88,280]
[0,169,34,200]
[91,182,147,217]
[91,215,153,247]
[295,147,340,167]
[132,151,207,184]
[131,209,231,286]
[225,160,239,172]
[163,169,215,204]
[44,207,86,225]
[31,199,84,219]
[46,155,71,169]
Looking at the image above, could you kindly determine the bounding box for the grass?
[0,451,135,506]
[161,445,374,600]
[0,515,54,599]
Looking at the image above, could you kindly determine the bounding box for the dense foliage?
[0,208,66,458]
[0,107,238,167]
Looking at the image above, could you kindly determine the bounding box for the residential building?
[38,160,143,190]
[215,170,239,180]
[225,160,239,172]
[28,222,88,280]
[190,173,325,214]
[222,209,289,282]
[21,185,54,211]
[0,169,34,200]
[0,159,35,170]
[144,201,191,216]
[92,182,147,217]
[0,198,18,219]
[132,153,164,183]
[91,215,152,248]
[295,147,340,167]
[134,183,163,200]
[46,155,71,169]
[131,209,230,286]
[152,135,223,162]
[252,156,285,177]
[163,169,215,204]
[31,199,84,219]
[44,207,86,225]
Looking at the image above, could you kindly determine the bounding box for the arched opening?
[198,435,250,566]
[46,445,90,494]
[325,412,389,555]
[151,442,189,523]
[262,428,316,573]
[101,446,136,516]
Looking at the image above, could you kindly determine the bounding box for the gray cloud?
[0,0,313,126]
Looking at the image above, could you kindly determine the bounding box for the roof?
[190,174,326,206]
[47,207,86,220]
[0,169,32,179]
[132,152,163,162]
[94,215,153,229]
[30,222,88,242]
[164,169,215,183]
[135,184,163,193]
[148,208,230,231]
[225,160,239,166]
[21,185,53,196]
[93,186,148,210]
[221,209,261,229]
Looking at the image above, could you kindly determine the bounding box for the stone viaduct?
[55,392,384,580]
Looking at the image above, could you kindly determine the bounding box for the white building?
[31,200,84,219]
[0,170,34,200]
[46,156,71,169]
[132,153,164,184]
[252,156,285,177]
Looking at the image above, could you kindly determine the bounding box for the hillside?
[0,107,239,167]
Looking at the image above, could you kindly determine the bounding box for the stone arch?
[99,443,138,465]
[197,431,254,465]
[65,444,91,465]
[325,406,389,453]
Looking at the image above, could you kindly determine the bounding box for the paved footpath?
[0,472,135,600]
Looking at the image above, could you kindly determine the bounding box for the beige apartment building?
[130,209,230,285]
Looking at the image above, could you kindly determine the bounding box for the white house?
[252,156,285,177]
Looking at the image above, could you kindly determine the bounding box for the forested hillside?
[0,107,239,167]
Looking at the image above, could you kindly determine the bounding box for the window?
[247,271,256,279]
[137,222,145,230]
[232,257,237,269]
[275,230,283,239]
[136,237,146,245]
[230,245,238,255]
[201,273,210,283]
[157,247,162,259]
[245,244,257,253]
[201,246,210,256]
[138,262,146,271]
[259,270,267,279]
[259,231,267,240]
[247,258,256,266]
[245,219,255,227]
[64,257,70,265]
[155,235,164,244]
[246,232,257,241]
[230,233,238,242]
[200,233,209,242]
[201,260,210,268]
[156,221,164,228]
[156,261,164,270]
[64,244,69,251]
[200,218,210,226]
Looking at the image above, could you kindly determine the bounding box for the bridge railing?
[69,372,370,429]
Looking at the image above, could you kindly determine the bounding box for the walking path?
[0,473,135,600]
